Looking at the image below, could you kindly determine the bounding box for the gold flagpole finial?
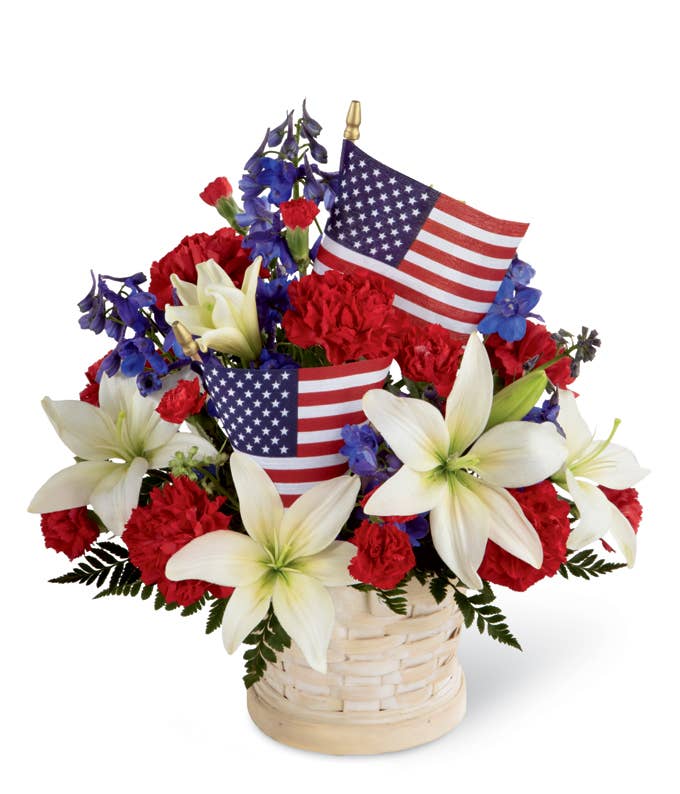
[172,321,201,362]
[343,100,361,141]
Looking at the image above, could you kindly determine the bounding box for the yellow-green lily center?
[432,452,480,482]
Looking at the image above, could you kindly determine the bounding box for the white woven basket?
[247,578,466,754]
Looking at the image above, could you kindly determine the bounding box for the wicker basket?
[247,578,466,754]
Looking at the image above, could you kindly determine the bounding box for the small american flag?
[202,355,392,505]
[314,141,529,337]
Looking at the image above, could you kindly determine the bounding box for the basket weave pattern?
[248,579,466,753]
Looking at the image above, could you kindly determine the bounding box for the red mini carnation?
[397,319,465,396]
[156,378,207,424]
[280,197,319,229]
[478,480,571,592]
[41,507,100,560]
[283,270,401,365]
[349,520,416,590]
[123,477,234,606]
[79,354,108,406]
[200,177,233,206]
[599,486,643,552]
[150,228,250,309]
[485,321,574,388]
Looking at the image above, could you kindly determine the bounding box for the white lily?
[363,333,567,590]
[555,390,648,566]
[164,257,262,362]
[28,373,217,535]
[165,452,360,673]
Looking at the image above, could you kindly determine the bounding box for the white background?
[1,1,677,790]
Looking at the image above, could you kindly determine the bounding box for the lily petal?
[558,390,594,463]
[42,398,120,460]
[221,577,273,654]
[429,475,489,590]
[164,305,212,337]
[362,389,449,471]
[169,275,199,307]
[272,571,335,674]
[229,452,284,547]
[28,461,117,514]
[565,470,613,550]
[471,421,566,488]
[445,333,493,453]
[199,327,253,359]
[165,530,267,586]
[295,541,358,586]
[363,464,444,516]
[572,442,649,489]
[468,478,543,568]
[607,503,637,567]
[89,457,148,535]
[277,474,360,558]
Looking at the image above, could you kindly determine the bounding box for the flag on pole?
[314,141,529,337]
[202,355,392,506]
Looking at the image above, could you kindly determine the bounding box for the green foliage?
[453,581,522,651]
[242,607,291,689]
[49,541,138,589]
[559,549,627,580]
[428,573,450,604]
[352,581,409,615]
[205,597,229,635]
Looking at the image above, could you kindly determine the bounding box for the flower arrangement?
[29,101,648,749]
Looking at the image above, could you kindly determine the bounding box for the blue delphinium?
[523,392,565,437]
[255,158,297,205]
[78,271,156,341]
[507,256,536,287]
[256,277,291,347]
[256,348,300,371]
[478,275,543,342]
[340,424,381,478]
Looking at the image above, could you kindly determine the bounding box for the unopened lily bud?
[486,370,548,430]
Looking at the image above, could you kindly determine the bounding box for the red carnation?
[200,177,233,206]
[41,507,100,560]
[349,520,416,590]
[156,378,207,424]
[397,319,465,396]
[123,477,234,606]
[150,228,250,309]
[485,322,574,388]
[599,486,643,552]
[283,270,401,365]
[280,197,319,229]
[478,480,571,592]
[79,354,108,406]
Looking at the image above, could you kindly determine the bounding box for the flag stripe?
[316,248,486,323]
[428,206,525,248]
[250,452,347,470]
[412,234,512,280]
[434,194,529,238]
[421,218,515,267]
[408,238,510,284]
[264,462,349,483]
[392,295,475,336]
[298,408,366,432]
[298,382,379,407]
[297,439,345,457]
[317,239,490,315]
[400,259,499,303]
[298,357,391,381]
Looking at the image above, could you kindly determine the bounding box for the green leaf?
[241,606,292,689]
[559,549,627,580]
[454,582,522,651]
[47,541,140,593]
[205,598,229,634]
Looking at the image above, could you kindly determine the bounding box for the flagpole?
[344,100,361,141]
